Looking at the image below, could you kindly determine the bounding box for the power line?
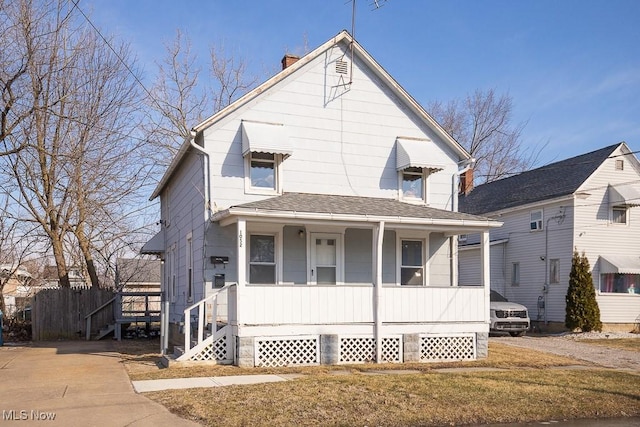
[69,0,164,113]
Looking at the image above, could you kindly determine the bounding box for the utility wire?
[69,0,164,113]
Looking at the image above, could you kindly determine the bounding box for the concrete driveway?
[0,341,199,427]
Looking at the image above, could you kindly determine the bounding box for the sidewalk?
[0,341,199,427]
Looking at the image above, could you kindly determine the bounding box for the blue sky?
[85,0,640,166]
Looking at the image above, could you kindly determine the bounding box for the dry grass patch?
[577,338,640,352]
[115,339,583,381]
[147,370,640,426]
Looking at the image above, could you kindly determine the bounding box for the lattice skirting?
[420,334,476,361]
[255,336,320,367]
[339,336,402,363]
[190,334,229,361]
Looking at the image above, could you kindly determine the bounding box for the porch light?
[298,229,305,238]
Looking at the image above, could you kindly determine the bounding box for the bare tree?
[429,88,542,184]
[144,30,260,168]
[0,0,144,288]
[0,0,69,155]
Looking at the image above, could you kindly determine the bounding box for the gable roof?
[150,30,468,200]
[212,192,501,230]
[459,143,624,215]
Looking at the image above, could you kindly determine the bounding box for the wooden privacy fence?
[32,287,115,341]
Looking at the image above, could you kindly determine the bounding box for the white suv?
[490,290,530,337]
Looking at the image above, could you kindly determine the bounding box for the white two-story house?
[459,143,640,331]
[143,31,501,367]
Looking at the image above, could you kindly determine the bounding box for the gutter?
[188,131,212,221]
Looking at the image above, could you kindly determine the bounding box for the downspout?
[188,131,213,317]
[543,208,566,325]
[189,130,212,221]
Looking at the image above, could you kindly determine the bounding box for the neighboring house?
[459,143,640,331]
[1,265,33,317]
[41,265,89,289]
[143,31,501,367]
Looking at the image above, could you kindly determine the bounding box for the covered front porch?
[179,193,501,366]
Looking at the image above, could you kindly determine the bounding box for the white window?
[511,262,520,286]
[400,167,426,202]
[249,234,276,284]
[550,259,560,284]
[186,233,193,303]
[612,206,627,224]
[615,159,624,170]
[251,152,276,189]
[401,239,424,285]
[530,210,543,231]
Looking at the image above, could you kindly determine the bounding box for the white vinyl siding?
[203,41,460,210]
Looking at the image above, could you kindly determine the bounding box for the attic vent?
[336,60,348,74]
[615,159,624,170]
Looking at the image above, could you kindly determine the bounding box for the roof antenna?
[347,0,388,85]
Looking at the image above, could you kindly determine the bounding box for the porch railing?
[183,285,230,356]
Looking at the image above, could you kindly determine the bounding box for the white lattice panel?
[255,336,319,367]
[190,334,228,361]
[339,336,401,363]
[420,334,476,361]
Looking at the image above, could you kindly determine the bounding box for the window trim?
[549,259,560,284]
[186,232,193,303]
[244,152,283,195]
[511,262,520,286]
[611,205,628,225]
[530,209,543,231]
[248,233,277,285]
[399,167,428,204]
[397,235,428,286]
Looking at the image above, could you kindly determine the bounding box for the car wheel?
[509,331,525,337]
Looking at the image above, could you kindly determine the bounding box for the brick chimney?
[459,168,474,195]
[281,54,300,70]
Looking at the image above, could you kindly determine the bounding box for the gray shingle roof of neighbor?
[232,192,491,222]
[117,258,161,284]
[459,143,622,215]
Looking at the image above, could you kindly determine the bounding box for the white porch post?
[237,218,246,327]
[374,221,385,363]
[451,236,458,287]
[480,230,490,323]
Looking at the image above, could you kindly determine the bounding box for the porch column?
[374,221,385,363]
[236,218,246,327]
[480,230,490,323]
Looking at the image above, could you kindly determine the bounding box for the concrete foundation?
[403,333,420,363]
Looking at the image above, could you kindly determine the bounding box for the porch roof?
[213,192,501,230]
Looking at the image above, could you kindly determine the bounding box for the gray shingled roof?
[459,143,621,215]
[117,258,161,284]
[231,192,491,222]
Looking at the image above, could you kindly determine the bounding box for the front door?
[310,233,340,284]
